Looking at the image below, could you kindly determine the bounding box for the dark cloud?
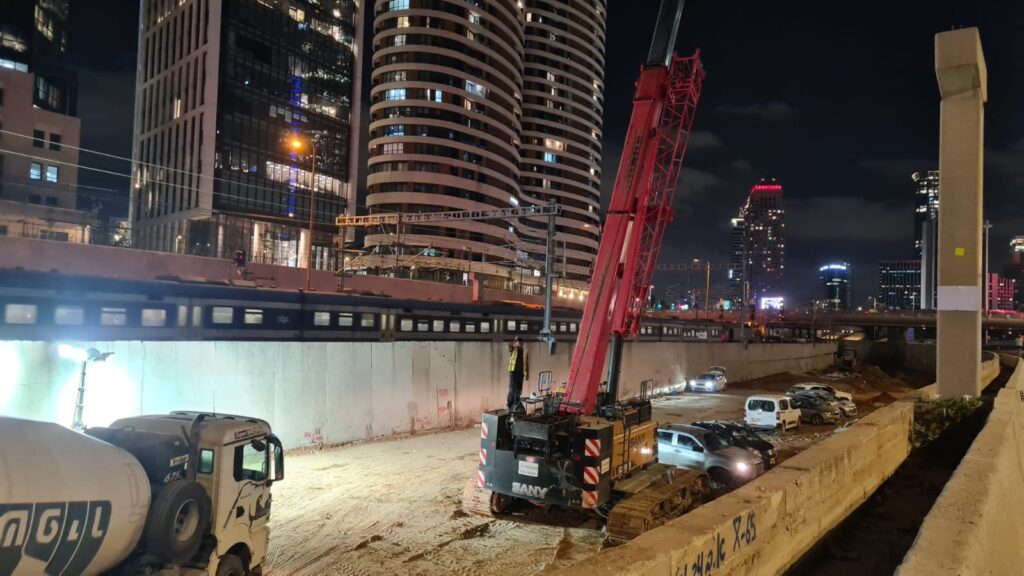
[715,101,798,122]
[687,130,722,150]
[731,159,753,172]
[786,197,909,242]
[859,159,935,178]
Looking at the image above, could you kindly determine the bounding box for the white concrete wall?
[896,357,1024,575]
[0,341,835,449]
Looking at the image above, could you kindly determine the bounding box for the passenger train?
[0,269,725,343]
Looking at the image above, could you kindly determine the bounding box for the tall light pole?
[290,136,317,291]
[59,345,114,431]
[983,220,992,315]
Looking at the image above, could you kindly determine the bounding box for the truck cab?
[106,412,284,575]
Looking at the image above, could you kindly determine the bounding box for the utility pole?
[984,219,992,315]
[541,199,558,354]
[703,260,711,320]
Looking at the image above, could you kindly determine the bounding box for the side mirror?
[268,434,285,482]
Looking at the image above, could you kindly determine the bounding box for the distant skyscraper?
[913,170,940,257]
[728,212,745,303]
[819,263,852,310]
[1011,236,1024,266]
[914,170,939,309]
[130,0,362,268]
[878,260,921,310]
[362,1,606,288]
[742,179,785,300]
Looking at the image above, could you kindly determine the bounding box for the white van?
[745,395,800,431]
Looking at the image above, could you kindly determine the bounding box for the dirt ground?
[264,366,918,575]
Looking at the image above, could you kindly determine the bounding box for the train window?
[244,309,263,325]
[450,321,461,332]
[177,306,188,328]
[506,320,516,332]
[100,307,128,326]
[417,320,429,332]
[338,313,354,327]
[54,305,84,326]
[432,319,445,331]
[560,322,567,332]
[141,308,167,327]
[480,321,491,333]
[520,321,529,332]
[192,306,202,327]
[570,323,578,333]
[4,303,37,324]
[361,314,376,328]
[212,306,234,324]
[465,322,476,333]
[400,318,413,331]
[314,312,331,326]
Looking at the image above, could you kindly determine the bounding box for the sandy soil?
[264,368,906,575]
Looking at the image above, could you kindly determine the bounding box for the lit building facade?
[913,170,939,257]
[0,1,96,243]
[741,179,785,300]
[728,212,744,303]
[987,273,1015,311]
[878,260,921,310]
[819,262,852,310]
[130,0,361,269]
[0,0,76,115]
[519,1,605,281]
[362,0,606,289]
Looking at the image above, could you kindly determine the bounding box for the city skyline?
[34,0,1024,305]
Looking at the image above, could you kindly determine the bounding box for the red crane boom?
[563,47,705,414]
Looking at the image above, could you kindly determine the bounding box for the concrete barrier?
[555,401,915,576]
[0,340,835,448]
[896,357,1024,575]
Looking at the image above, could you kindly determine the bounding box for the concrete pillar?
[935,28,987,397]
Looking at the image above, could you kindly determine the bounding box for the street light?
[289,135,317,292]
[58,345,114,432]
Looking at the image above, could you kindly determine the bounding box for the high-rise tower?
[742,178,785,301]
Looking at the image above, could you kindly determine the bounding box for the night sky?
[69,1,1024,306]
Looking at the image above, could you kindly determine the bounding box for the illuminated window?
[212,307,234,324]
[29,162,41,180]
[4,303,37,324]
[480,321,491,333]
[396,16,409,28]
[543,138,565,151]
[432,90,443,102]
[361,314,376,328]
[313,311,330,326]
[468,12,481,25]
[465,81,486,97]
[46,165,58,183]
[389,0,409,9]
[433,319,445,331]
[507,320,516,331]
[385,88,405,101]
[141,308,167,327]
[54,305,84,325]
[243,309,263,325]
[543,152,557,163]
[100,307,128,326]
[392,34,406,46]
[400,318,413,331]
[450,321,461,332]
[338,313,354,327]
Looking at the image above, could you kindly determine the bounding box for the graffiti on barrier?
[674,511,757,576]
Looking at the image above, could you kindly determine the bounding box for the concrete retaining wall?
[0,340,834,449]
[556,401,915,576]
[896,357,1024,575]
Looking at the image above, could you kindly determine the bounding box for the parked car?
[788,385,857,416]
[691,421,779,468]
[656,424,764,490]
[745,395,801,431]
[789,394,841,425]
[689,369,727,392]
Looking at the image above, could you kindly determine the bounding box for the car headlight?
[735,462,749,473]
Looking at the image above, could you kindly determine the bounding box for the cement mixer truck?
[0,411,284,575]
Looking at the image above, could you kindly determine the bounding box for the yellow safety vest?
[508,347,529,379]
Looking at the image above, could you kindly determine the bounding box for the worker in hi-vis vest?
[506,336,529,411]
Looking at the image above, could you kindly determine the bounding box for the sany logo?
[511,482,549,499]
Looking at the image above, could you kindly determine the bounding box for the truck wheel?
[145,480,212,564]
[216,554,245,576]
[812,414,824,425]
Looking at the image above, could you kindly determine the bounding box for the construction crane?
[464,0,709,542]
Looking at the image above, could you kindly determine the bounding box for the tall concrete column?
[935,28,987,397]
